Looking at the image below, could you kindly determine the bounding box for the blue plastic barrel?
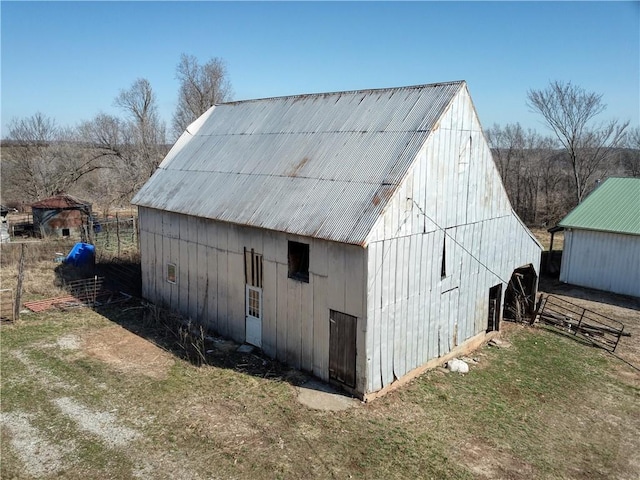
[65,242,95,267]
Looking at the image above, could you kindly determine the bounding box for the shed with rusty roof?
[31,194,92,238]
[558,177,640,297]
[132,81,541,398]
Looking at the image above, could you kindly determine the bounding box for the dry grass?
[1,241,77,301]
[528,227,564,251]
[1,245,638,479]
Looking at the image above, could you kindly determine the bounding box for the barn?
[31,194,92,238]
[132,81,541,399]
[558,177,640,298]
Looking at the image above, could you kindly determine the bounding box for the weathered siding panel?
[137,206,367,389]
[364,86,541,393]
[560,229,640,297]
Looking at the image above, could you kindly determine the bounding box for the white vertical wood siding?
[364,86,541,393]
[560,229,640,297]
[138,207,368,392]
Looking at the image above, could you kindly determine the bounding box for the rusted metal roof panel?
[132,81,464,245]
[31,194,91,210]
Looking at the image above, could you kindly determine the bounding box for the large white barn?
[132,81,541,399]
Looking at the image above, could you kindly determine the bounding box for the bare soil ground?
[79,325,175,379]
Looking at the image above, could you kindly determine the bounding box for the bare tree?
[487,123,559,224]
[527,81,628,204]
[172,54,232,137]
[78,79,168,206]
[114,78,167,191]
[620,126,640,177]
[78,113,129,208]
[2,113,103,201]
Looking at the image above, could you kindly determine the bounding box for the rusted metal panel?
[31,194,91,210]
[132,82,464,245]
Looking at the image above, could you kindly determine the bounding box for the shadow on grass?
[54,259,318,392]
[539,274,640,312]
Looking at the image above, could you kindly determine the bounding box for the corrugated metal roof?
[559,177,640,235]
[31,194,91,209]
[132,81,465,245]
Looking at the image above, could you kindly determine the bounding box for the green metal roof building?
[559,177,640,297]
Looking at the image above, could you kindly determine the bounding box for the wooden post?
[14,243,25,322]
[88,215,94,245]
[116,212,121,257]
[547,231,555,272]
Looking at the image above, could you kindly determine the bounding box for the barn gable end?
[364,85,541,394]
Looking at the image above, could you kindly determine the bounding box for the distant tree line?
[2,74,638,226]
[488,81,636,226]
[1,54,232,212]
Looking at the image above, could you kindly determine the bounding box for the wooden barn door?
[329,310,357,388]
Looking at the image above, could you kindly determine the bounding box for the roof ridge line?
[220,81,466,106]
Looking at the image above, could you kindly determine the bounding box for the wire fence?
[91,214,138,262]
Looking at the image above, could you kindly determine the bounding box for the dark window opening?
[167,263,177,284]
[440,237,447,279]
[288,241,309,283]
[62,228,70,237]
[244,248,263,288]
[487,284,502,332]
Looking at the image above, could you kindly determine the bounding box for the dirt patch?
[81,325,174,379]
[458,440,536,480]
[182,398,260,441]
[57,333,81,350]
[296,379,359,411]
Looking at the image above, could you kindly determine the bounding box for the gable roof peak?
[220,80,466,107]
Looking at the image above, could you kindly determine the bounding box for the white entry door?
[245,285,262,348]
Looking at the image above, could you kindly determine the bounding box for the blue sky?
[2,1,639,139]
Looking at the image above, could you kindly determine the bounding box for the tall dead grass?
[2,240,88,300]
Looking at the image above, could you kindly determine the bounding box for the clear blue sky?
[2,1,639,139]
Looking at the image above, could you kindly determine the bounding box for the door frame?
[245,284,263,347]
[487,283,502,332]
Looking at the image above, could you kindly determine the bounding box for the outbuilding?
[558,177,640,298]
[132,81,541,399]
[31,194,92,238]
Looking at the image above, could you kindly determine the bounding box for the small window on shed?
[288,241,309,283]
[167,263,177,284]
[62,228,70,237]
